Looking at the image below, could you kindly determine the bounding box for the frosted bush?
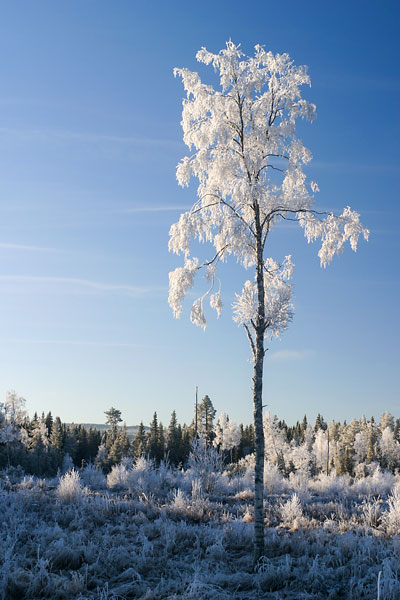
[187,437,224,493]
[107,464,128,489]
[170,488,188,511]
[378,557,400,599]
[354,462,368,479]
[309,472,351,496]
[80,464,106,490]
[361,497,382,529]
[157,459,182,496]
[18,475,35,490]
[126,456,160,497]
[353,465,394,496]
[242,507,254,522]
[382,482,400,534]
[288,470,311,500]
[235,453,256,489]
[191,478,203,500]
[264,461,285,494]
[234,488,254,501]
[279,493,303,527]
[224,519,254,545]
[56,469,86,503]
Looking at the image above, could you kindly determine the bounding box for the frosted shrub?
[361,497,382,529]
[382,483,400,534]
[191,478,203,500]
[354,462,368,479]
[353,464,394,496]
[309,472,351,496]
[187,437,223,493]
[264,461,285,494]
[236,453,256,488]
[279,493,303,527]
[126,456,159,497]
[288,470,311,500]
[56,469,85,503]
[378,557,400,600]
[170,488,187,510]
[80,463,106,490]
[18,475,35,490]
[157,459,182,496]
[107,464,128,489]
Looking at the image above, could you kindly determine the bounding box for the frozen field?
[1,459,400,600]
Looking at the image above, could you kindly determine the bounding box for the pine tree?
[29,419,51,475]
[104,407,123,427]
[108,424,130,465]
[180,424,193,465]
[394,418,400,442]
[314,413,327,432]
[133,422,147,459]
[167,411,180,465]
[198,395,216,445]
[49,416,63,452]
[87,427,101,460]
[44,412,53,435]
[148,412,162,462]
[343,445,354,475]
[63,424,79,463]
[158,423,166,461]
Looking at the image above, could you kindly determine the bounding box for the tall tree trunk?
[253,211,266,565]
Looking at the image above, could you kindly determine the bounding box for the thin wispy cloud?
[117,205,191,214]
[6,338,152,349]
[0,275,164,296]
[0,127,179,148]
[268,349,315,361]
[0,242,55,252]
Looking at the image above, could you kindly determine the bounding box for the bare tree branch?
[197,245,229,270]
[243,323,256,358]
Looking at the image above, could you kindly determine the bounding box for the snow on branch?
[169,41,368,335]
[233,257,294,338]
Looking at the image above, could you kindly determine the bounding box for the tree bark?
[253,207,266,565]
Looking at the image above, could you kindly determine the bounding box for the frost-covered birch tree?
[168,41,368,562]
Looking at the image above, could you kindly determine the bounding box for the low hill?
[68,424,149,441]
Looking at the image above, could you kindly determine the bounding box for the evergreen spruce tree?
[148,413,160,462]
[29,419,51,475]
[87,427,101,461]
[314,413,327,432]
[343,445,354,475]
[158,423,166,461]
[199,395,216,446]
[44,412,53,435]
[133,421,148,459]
[394,418,400,443]
[75,425,87,465]
[180,424,193,465]
[239,424,255,457]
[63,424,79,464]
[167,411,180,465]
[108,425,130,465]
[50,417,64,454]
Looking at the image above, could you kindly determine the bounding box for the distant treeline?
[1,392,400,478]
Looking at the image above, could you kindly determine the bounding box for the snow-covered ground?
[1,458,400,599]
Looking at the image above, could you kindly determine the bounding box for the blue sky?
[0,0,398,427]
